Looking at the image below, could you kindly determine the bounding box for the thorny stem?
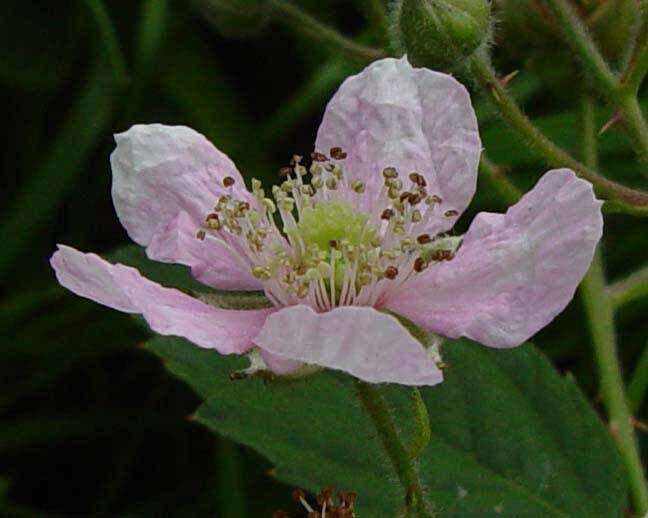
[543,0,648,171]
[468,50,648,216]
[578,96,648,516]
[355,381,435,517]
[268,0,386,63]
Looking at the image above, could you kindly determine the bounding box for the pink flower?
[50,57,602,386]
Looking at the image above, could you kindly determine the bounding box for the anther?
[414,257,428,272]
[416,233,432,244]
[278,166,292,177]
[351,180,366,193]
[263,198,277,213]
[429,249,455,261]
[311,151,328,162]
[330,146,347,160]
[399,191,412,203]
[325,177,338,190]
[223,176,235,187]
[384,266,399,279]
[411,209,422,222]
[196,230,206,240]
[291,154,303,165]
[408,193,423,205]
[444,209,459,217]
[409,172,427,187]
[381,208,394,220]
[206,213,222,230]
[253,266,272,280]
[382,166,398,179]
[427,194,443,205]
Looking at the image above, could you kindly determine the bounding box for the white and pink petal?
[110,124,260,290]
[50,245,274,354]
[315,56,481,234]
[385,169,603,348]
[254,305,443,386]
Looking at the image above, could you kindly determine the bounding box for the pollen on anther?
[279,166,292,177]
[409,172,427,187]
[196,230,206,240]
[381,208,394,220]
[416,233,432,244]
[223,176,235,187]
[444,209,459,217]
[384,266,399,279]
[382,166,398,179]
[311,151,328,162]
[414,257,427,272]
[330,146,347,160]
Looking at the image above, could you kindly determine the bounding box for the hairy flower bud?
[390,0,491,70]
[197,0,270,37]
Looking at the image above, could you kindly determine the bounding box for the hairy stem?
[269,0,386,63]
[544,0,648,169]
[467,51,648,216]
[579,96,648,515]
[355,382,435,517]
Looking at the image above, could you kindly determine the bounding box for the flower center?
[294,200,374,251]
[197,148,461,311]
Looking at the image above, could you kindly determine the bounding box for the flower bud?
[197,0,270,38]
[390,0,491,70]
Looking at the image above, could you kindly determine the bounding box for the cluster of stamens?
[197,147,459,311]
[272,487,357,517]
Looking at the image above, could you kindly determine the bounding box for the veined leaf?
[146,336,626,517]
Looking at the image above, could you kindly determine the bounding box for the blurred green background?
[1,0,647,516]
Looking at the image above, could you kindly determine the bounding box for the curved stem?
[468,51,648,215]
[605,264,648,309]
[579,96,648,515]
[355,381,435,517]
[543,0,648,170]
[543,0,618,93]
[269,0,386,63]
[581,252,648,515]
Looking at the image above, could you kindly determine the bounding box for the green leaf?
[146,336,627,517]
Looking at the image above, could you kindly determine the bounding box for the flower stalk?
[467,50,648,216]
[578,96,648,515]
[355,381,435,517]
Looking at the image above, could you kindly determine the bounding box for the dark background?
[1,1,647,516]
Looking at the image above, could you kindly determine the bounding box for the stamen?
[223,176,235,187]
[384,266,399,280]
[330,146,347,160]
